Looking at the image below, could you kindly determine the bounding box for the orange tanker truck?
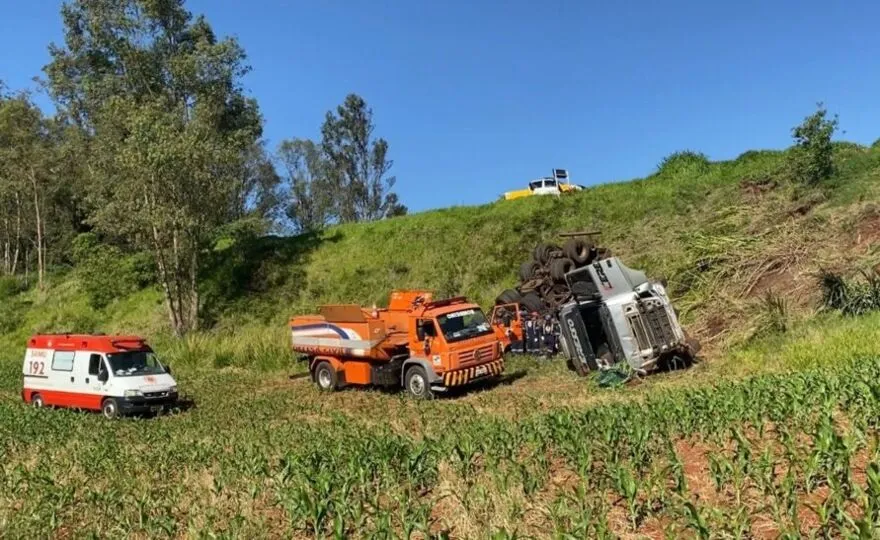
[290,290,505,399]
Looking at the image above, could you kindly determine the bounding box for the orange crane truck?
[290,290,505,399]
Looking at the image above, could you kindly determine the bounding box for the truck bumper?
[118,393,179,414]
[436,360,504,389]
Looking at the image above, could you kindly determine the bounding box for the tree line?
[0,0,405,336]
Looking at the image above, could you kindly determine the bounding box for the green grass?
[3,143,880,536]
[2,314,880,537]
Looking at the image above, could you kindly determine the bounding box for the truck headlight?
[169,386,178,394]
[124,389,143,397]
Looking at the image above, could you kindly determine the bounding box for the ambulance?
[22,334,179,419]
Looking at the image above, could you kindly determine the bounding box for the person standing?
[542,314,557,356]
[524,312,536,355]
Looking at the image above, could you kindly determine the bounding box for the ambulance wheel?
[101,398,120,419]
[31,393,45,408]
[405,366,434,400]
[314,361,338,392]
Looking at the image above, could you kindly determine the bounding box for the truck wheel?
[496,289,522,306]
[520,291,544,313]
[102,398,120,419]
[533,243,560,265]
[405,366,434,399]
[564,238,595,266]
[550,257,575,281]
[519,260,540,281]
[31,393,45,408]
[314,361,338,392]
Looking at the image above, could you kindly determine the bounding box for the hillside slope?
[2,144,880,370]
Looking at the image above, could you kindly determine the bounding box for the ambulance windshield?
[106,351,166,377]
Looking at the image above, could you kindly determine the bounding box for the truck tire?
[520,291,544,313]
[533,243,560,265]
[404,365,434,399]
[564,238,595,266]
[496,289,522,305]
[102,398,120,419]
[550,257,575,281]
[314,361,338,392]
[519,260,540,282]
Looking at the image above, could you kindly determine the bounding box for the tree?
[320,94,406,222]
[278,138,334,232]
[788,103,838,186]
[45,0,263,335]
[0,94,56,288]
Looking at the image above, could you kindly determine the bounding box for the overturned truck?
[493,234,699,374]
[558,257,698,374]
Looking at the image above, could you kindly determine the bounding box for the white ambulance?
[22,334,179,419]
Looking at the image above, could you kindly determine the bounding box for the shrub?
[657,151,711,177]
[787,103,838,186]
[71,233,155,309]
[819,269,880,316]
[0,275,24,300]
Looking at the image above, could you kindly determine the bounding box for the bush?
[657,150,711,177]
[0,275,24,300]
[71,233,155,309]
[819,269,880,316]
[787,103,838,186]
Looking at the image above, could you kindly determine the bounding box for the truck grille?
[144,391,170,399]
[627,301,676,352]
[457,344,496,366]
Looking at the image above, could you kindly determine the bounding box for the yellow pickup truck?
[503,169,584,201]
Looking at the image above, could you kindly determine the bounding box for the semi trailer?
[290,290,505,399]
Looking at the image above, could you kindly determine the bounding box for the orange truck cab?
[490,303,524,351]
[290,290,505,398]
[22,334,178,418]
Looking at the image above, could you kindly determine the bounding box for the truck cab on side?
[558,258,698,374]
[290,290,504,399]
[22,334,178,419]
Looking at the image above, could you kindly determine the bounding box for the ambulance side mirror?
[165,365,172,375]
[98,370,109,383]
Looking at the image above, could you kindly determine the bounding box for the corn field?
[2,344,880,538]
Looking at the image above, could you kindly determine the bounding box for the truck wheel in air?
[519,291,544,313]
[404,365,434,399]
[564,238,595,266]
[102,398,120,419]
[31,393,45,408]
[496,289,522,305]
[550,257,575,281]
[533,243,560,265]
[519,260,540,281]
[313,361,338,392]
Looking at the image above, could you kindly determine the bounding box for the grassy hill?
[3,143,880,537]
[3,143,880,368]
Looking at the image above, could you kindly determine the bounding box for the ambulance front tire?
[314,361,338,392]
[31,393,45,408]
[404,365,434,400]
[102,397,120,419]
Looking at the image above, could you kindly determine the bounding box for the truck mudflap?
[439,360,504,388]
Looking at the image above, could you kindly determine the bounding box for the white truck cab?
[22,334,178,419]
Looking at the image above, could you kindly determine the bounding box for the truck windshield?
[106,351,166,377]
[437,308,493,343]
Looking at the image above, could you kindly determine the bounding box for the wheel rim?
[409,373,426,395]
[318,369,332,389]
[33,396,43,408]
[103,402,116,418]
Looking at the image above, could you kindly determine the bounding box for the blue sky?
[2,1,879,212]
